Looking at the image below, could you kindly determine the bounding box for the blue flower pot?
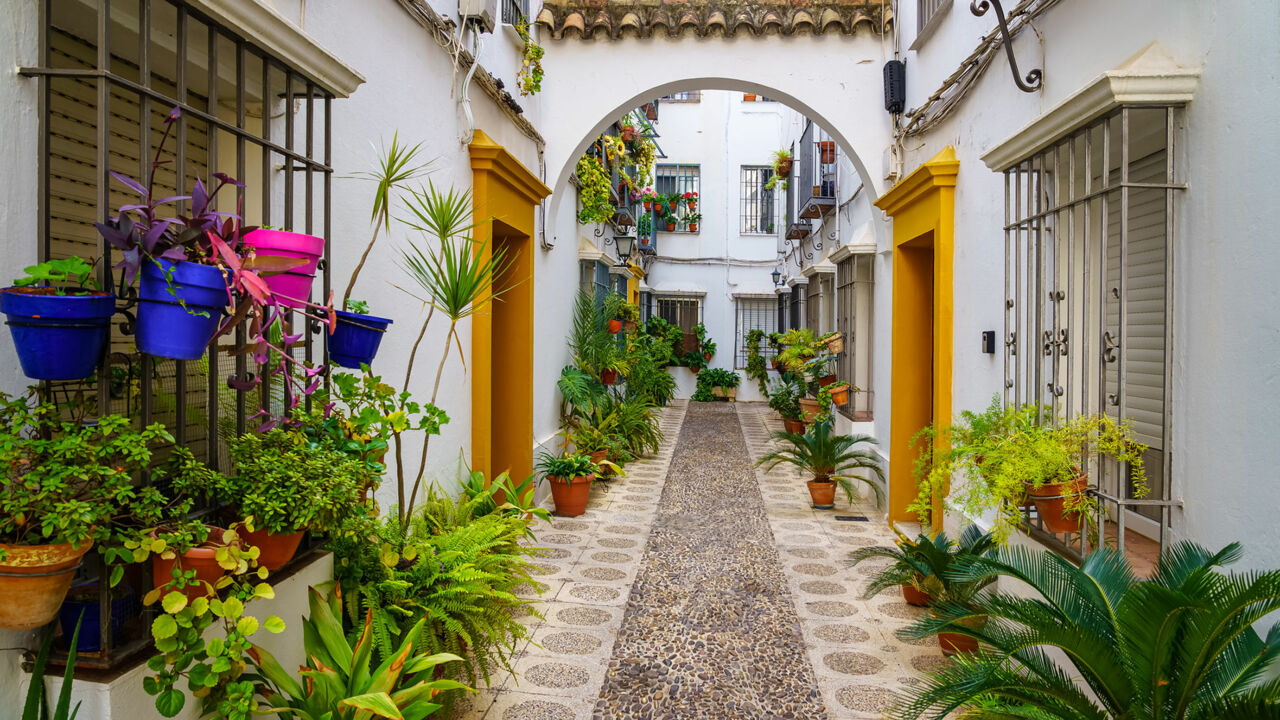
[329,310,393,369]
[136,260,228,361]
[0,287,115,380]
[59,584,135,653]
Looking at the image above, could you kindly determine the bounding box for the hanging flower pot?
[0,288,115,380]
[688,223,698,232]
[600,368,618,385]
[703,352,712,361]
[777,158,793,176]
[823,332,844,354]
[644,200,652,211]
[620,125,636,142]
[0,540,93,630]
[329,310,394,369]
[548,475,594,517]
[1026,475,1090,533]
[829,383,851,406]
[687,200,696,211]
[607,319,623,334]
[654,202,664,214]
[243,228,325,308]
[239,525,306,572]
[819,140,836,164]
[806,479,836,509]
[136,259,228,361]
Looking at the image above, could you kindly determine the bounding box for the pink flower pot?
[243,228,325,308]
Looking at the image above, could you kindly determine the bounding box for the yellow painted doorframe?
[468,130,552,484]
[874,147,958,531]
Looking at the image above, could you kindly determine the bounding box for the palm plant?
[849,525,997,602]
[396,181,512,525]
[250,586,467,719]
[894,542,1280,720]
[755,420,886,507]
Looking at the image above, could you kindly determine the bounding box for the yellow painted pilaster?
[874,147,958,532]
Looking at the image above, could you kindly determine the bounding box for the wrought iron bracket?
[971,0,1042,93]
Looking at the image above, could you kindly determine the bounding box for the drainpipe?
[459,26,484,145]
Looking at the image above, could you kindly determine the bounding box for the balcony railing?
[798,122,837,219]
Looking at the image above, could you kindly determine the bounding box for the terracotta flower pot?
[744,93,757,102]
[819,141,836,164]
[782,418,807,434]
[704,352,712,361]
[239,526,306,572]
[548,475,594,517]
[777,159,793,176]
[620,126,635,142]
[1026,475,1089,533]
[806,479,837,509]
[0,540,93,630]
[830,385,851,406]
[607,319,623,334]
[798,397,821,422]
[666,223,676,231]
[588,450,608,466]
[690,365,701,374]
[818,374,838,388]
[654,202,664,213]
[938,616,986,656]
[902,584,931,607]
[687,200,696,211]
[643,200,652,210]
[688,223,698,232]
[601,368,618,385]
[152,527,236,600]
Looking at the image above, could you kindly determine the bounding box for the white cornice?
[801,259,836,278]
[787,277,809,287]
[577,236,609,263]
[189,0,365,98]
[829,243,877,263]
[982,42,1200,171]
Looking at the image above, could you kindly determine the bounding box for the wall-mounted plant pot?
[0,540,93,630]
[0,287,115,380]
[743,93,757,102]
[818,374,838,388]
[902,584,931,607]
[1026,475,1089,533]
[600,368,618,385]
[687,200,696,211]
[823,332,844,354]
[812,185,822,196]
[624,320,638,333]
[777,159,793,176]
[798,397,821,422]
[136,260,228,361]
[620,126,636,142]
[829,385,851,406]
[819,141,836,164]
[782,418,807,434]
[607,319,623,334]
[666,223,676,232]
[239,526,306,572]
[681,332,700,354]
[152,527,233,600]
[59,583,134,652]
[653,202,665,214]
[329,310,394,369]
[687,223,698,232]
[548,475,594,517]
[643,200,652,211]
[703,352,712,361]
[806,479,836,509]
[243,228,325,308]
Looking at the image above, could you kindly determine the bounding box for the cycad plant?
[895,542,1280,719]
[396,181,512,526]
[849,525,997,602]
[755,420,886,507]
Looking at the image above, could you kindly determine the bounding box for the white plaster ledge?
[981,42,1200,171]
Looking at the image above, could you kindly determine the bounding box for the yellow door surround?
[874,147,958,531]
[468,130,552,487]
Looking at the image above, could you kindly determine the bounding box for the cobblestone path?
[455,401,948,720]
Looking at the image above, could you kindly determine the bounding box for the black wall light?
[982,331,996,354]
[884,60,906,114]
[771,268,783,286]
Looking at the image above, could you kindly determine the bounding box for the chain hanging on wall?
[971,0,1043,92]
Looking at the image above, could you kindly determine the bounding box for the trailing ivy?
[575,155,614,225]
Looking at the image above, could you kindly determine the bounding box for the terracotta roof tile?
[536,0,890,39]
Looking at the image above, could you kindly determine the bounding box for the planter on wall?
[1026,475,1090,533]
[823,332,844,354]
[136,260,228,360]
[688,223,698,232]
[829,384,851,406]
[819,140,836,164]
[329,310,394,369]
[0,287,115,380]
[0,540,93,630]
[243,228,325,308]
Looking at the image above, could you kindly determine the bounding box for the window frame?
[733,296,778,369]
[740,165,777,235]
[836,254,874,421]
[655,294,703,332]
[654,163,701,233]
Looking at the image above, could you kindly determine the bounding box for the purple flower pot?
[243,228,325,308]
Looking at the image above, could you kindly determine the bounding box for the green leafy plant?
[515,17,545,96]
[848,525,997,602]
[767,379,804,420]
[895,541,1280,719]
[765,149,792,191]
[745,329,770,394]
[536,452,601,483]
[249,585,469,719]
[576,155,614,225]
[637,212,654,239]
[346,299,370,314]
[13,257,100,294]
[23,612,84,720]
[219,429,375,535]
[685,211,702,228]
[775,328,823,375]
[756,421,886,507]
[624,333,678,407]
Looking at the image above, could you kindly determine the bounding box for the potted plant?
[775,327,822,374]
[804,353,839,387]
[768,380,806,433]
[849,527,997,653]
[652,193,667,215]
[818,140,837,164]
[663,210,679,232]
[685,211,702,232]
[620,124,636,142]
[243,226,325,307]
[140,522,240,601]
[641,187,656,211]
[536,452,600,517]
[328,299,394,369]
[0,395,181,630]
[821,330,844,354]
[1,258,115,381]
[756,420,885,510]
[743,92,757,102]
[700,368,741,401]
[766,149,792,191]
[604,292,626,334]
[618,301,641,333]
[827,380,852,406]
[700,335,716,362]
[682,191,698,211]
[217,428,374,571]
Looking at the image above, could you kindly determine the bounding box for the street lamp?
[771,268,782,286]
[614,235,634,265]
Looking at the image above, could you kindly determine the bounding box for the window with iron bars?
[656,295,702,332]
[502,0,530,25]
[661,90,701,102]
[654,164,700,232]
[580,259,611,302]
[23,0,334,669]
[1003,105,1182,562]
[917,0,949,34]
[740,166,777,234]
[734,297,778,369]
[836,254,874,420]
[806,275,832,334]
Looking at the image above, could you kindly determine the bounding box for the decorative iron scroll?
[971,0,1043,93]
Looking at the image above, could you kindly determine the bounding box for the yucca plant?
[894,541,1280,719]
[394,181,512,526]
[249,586,468,720]
[755,420,886,507]
[848,525,997,601]
[23,613,83,720]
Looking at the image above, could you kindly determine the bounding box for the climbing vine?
[516,19,544,96]
[576,155,614,225]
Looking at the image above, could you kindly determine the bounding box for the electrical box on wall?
[982,331,996,354]
[883,60,906,114]
[459,0,496,32]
